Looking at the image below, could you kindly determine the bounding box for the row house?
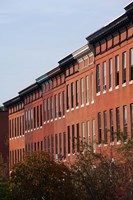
[4,2,133,170]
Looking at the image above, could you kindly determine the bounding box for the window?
[80,78,84,106]
[104,111,107,144]
[71,83,74,109]
[110,109,114,142]
[75,80,79,107]
[123,106,127,140]
[51,135,54,160]
[62,91,65,116]
[130,48,133,81]
[48,136,50,154]
[59,133,62,160]
[91,73,94,102]
[63,132,66,159]
[92,120,96,152]
[58,93,61,117]
[116,107,120,141]
[115,55,119,86]
[47,98,50,121]
[44,137,47,152]
[81,122,85,145]
[103,62,106,91]
[55,134,58,156]
[66,85,69,110]
[96,64,100,93]
[67,126,70,154]
[86,76,89,104]
[50,96,53,120]
[54,95,57,118]
[122,52,126,83]
[40,105,42,127]
[87,121,90,145]
[72,125,75,154]
[109,58,113,89]
[98,113,102,144]
[44,100,47,122]
[76,123,80,153]
[37,106,39,127]
[131,104,133,138]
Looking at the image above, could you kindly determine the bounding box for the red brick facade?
[4,3,133,170]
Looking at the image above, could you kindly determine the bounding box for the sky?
[0,0,131,105]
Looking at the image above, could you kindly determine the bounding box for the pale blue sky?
[0,0,131,105]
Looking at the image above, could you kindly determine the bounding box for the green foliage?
[9,152,75,200]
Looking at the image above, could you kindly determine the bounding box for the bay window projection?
[130,48,133,81]
[86,76,89,104]
[115,55,119,86]
[109,58,113,89]
[116,107,120,141]
[123,106,128,140]
[96,64,100,93]
[103,62,106,91]
[80,78,84,106]
[75,80,79,107]
[103,111,107,144]
[122,52,126,84]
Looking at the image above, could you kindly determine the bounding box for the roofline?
[36,66,60,84]
[19,82,39,96]
[86,2,133,44]
[3,95,21,107]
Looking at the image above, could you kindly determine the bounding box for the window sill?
[86,102,89,106]
[103,90,106,94]
[71,108,74,111]
[51,119,53,122]
[104,144,108,147]
[96,92,100,96]
[110,142,114,146]
[40,126,42,129]
[76,106,79,109]
[129,80,133,85]
[44,122,46,124]
[115,85,119,90]
[109,87,112,92]
[81,104,84,108]
[91,100,94,104]
[47,120,49,123]
[122,82,126,87]
[68,154,70,157]
[55,118,57,121]
[63,115,65,118]
[66,109,70,113]
[117,141,121,145]
[59,117,61,120]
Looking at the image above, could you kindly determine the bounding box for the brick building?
[4,2,133,170]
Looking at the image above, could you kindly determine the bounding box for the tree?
[9,152,75,200]
[72,141,133,200]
